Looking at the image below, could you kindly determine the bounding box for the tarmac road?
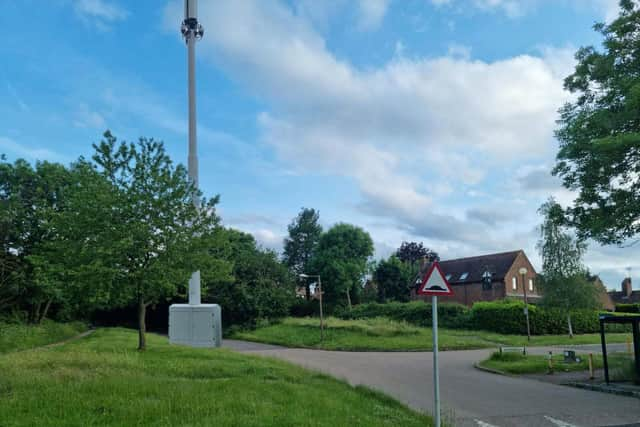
[224,340,640,427]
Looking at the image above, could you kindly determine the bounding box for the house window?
[512,277,517,290]
[482,270,492,290]
[529,279,534,292]
[460,272,469,281]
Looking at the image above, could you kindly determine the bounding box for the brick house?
[609,277,640,305]
[412,250,540,306]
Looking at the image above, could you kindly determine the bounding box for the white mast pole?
[182,0,204,306]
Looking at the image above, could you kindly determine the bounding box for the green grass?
[0,328,433,427]
[479,351,604,375]
[0,320,87,353]
[232,317,632,351]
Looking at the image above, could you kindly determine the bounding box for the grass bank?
[232,317,631,351]
[0,320,87,353]
[479,351,604,375]
[0,328,433,426]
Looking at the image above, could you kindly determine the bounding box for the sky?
[0,0,637,291]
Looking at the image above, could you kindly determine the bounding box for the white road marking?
[474,420,500,427]
[544,416,580,427]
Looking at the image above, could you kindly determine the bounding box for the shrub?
[338,301,471,329]
[290,299,319,317]
[616,303,640,313]
[470,301,606,335]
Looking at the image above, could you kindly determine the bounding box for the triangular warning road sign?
[417,262,453,296]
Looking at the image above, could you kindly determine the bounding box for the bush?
[338,301,472,329]
[470,301,610,335]
[616,303,640,313]
[290,299,319,317]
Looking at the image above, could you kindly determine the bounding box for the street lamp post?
[300,274,324,345]
[181,0,204,306]
[519,267,531,341]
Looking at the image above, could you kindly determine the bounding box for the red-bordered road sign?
[416,262,453,296]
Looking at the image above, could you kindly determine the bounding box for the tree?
[206,228,295,328]
[373,256,413,302]
[282,208,322,300]
[41,132,230,350]
[0,157,73,322]
[395,241,439,266]
[554,0,640,245]
[311,223,374,309]
[537,198,599,337]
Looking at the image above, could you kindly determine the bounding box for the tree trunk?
[567,313,574,339]
[32,302,42,324]
[38,298,53,324]
[305,283,311,301]
[138,298,147,351]
[346,288,352,311]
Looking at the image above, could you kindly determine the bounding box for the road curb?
[563,381,640,400]
[473,362,512,376]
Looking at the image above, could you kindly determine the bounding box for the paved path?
[223,340,640,427]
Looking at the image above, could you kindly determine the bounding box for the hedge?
[335,300,629,335]
[337,301,471,329]
[616,303,640,313]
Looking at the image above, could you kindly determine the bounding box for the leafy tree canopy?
[206,228,295,328]
[373,256,414,303]
[311,223,374,309]
[554,0,640,245]
[0,157,73,321]
[395,241,439,265]
[537,198,600,336]
[282,208,322,299]
[37,132,231,349]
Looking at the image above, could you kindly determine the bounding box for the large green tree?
[311,223,374,309]
[40,132,230,349]
[537,199,599,337]
[206,228,295,328]
[554,0,640,245]
[395,241,439,266]
[0,157,73,321]
[373,256,413,302]
[282,208,322,300]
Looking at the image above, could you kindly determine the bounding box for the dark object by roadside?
[600,314,640,385]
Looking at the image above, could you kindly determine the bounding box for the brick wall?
[504,251,539,298]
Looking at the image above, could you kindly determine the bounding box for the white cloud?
[73,103,105,129]
[160,0,577,254]
[0,136,67,163]
[291,0,391,31]
[356,0,392,30]
[6,83,29,112]
[73,0,128,29]
[252,228,284,252]
[429,0,623,20]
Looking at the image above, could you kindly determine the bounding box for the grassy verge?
[232,317,631,351]
[478,351,604,375]
[0,320,87,353]
[0,328,433,426]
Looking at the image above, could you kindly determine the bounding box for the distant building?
[412,250,539,306]
[609,277,640,305]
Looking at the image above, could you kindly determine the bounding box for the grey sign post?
[416,261,453,427]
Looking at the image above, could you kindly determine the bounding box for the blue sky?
[1,0,637,290]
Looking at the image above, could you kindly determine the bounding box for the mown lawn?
[0,320,87,353]
[232,317,632,351]
[479,351,604,375]
[0,328,433,427]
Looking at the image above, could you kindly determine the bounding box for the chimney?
[622,277,633,298]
